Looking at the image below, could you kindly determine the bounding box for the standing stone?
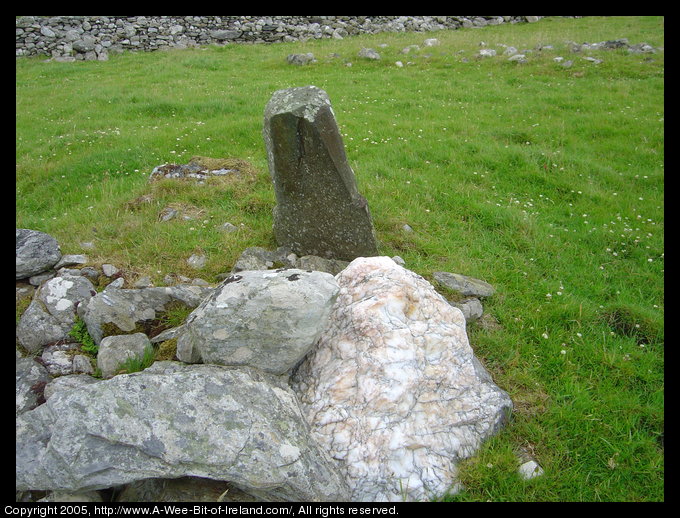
[263,86,379,261]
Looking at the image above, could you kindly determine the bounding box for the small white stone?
[518,460,544,480]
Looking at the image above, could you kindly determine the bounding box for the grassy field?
[16,16,664,501]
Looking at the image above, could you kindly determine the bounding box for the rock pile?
[16,16,552,60]
[16,228,511,502]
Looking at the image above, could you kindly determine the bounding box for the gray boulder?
[16,362,350,501]
[16,275,97,353]
[358,48,381,60]
[16,357,52,416]
[287,53,316,65]
[97,333,152,378]
[433,271,496,298]
[177,269,339,374]
[16,229,62,279]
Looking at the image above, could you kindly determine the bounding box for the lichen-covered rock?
[177,269,339,374]
[77,285,212,345]
[16,228,62,280]
[16,362,350,501]
[16,275,97,353]
[97,333,152,378]
[292,256,512,502]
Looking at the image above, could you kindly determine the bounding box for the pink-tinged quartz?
[292,257,512,502]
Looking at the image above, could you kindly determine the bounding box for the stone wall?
[16,16,548,61]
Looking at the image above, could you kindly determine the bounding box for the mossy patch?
[156,337,178,361]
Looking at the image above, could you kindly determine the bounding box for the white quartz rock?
[292,256,512,502]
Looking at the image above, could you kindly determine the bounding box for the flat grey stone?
[433,271,495,298]
[16,362,350,501]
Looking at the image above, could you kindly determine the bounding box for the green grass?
[16,16,664,501]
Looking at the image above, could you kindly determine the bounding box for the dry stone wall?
[16,16,550,60]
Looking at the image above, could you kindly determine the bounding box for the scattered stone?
[186,253,207,269]
[358,48,380,60]
[231,246,295,272]
[16,229,62,280]
[41,343,82,376]
[102,264,119,277]
[518,460,544,480]
[478,48,497,57]
[16,362,351,501]
[287,53,316,65]
[292,257,512,501]
[263,86,379,260]
[433,271,495,298]
[16,357,52,416]
[149,157,249,183]
[133,276,154,289]
[508,54,527,63]
[158,207,179,222]
[423,38,440,47]
[450,297,484,322]
[177,269,339,374]
[390,255,406,267]
[218,222,239,233]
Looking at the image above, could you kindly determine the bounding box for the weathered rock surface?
[16,228,62,279]
[263,85,379,260]
[16,362,350,501]
[292,257,512,501]
[17,275,97,353]
[16,357,52,416]
[117,477,255,502]
[97,333,152,378]
[77,285,212,345]
[177,269,339,374]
